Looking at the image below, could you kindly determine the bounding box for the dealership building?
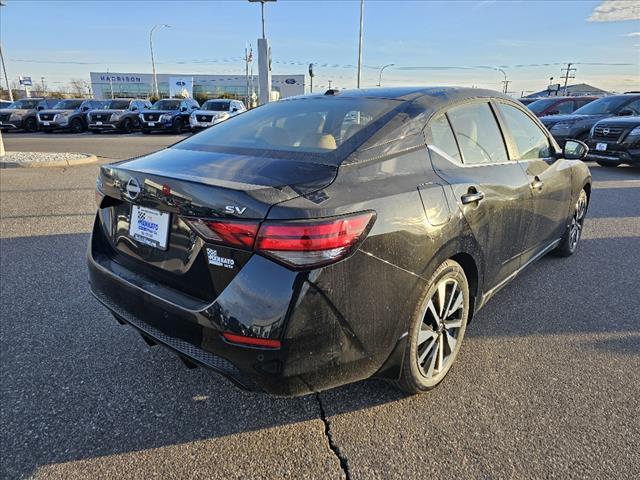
[89,72,305,100]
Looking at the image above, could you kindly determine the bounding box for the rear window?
[176,96,401,162]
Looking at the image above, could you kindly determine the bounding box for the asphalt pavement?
[1,133,639,479]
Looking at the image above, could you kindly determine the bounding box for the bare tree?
[68,79,91,98]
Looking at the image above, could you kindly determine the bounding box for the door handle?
[530,176,544,190]
[461,188,485,205]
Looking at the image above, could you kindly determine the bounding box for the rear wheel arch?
[449,252,479,322]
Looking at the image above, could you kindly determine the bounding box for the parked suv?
[0,98,58,132]
[586,116,640,167]
[139,98,199,134]
[189,99,246,131]
[88,99,152,133]
[527,96,596,117]
[540,94,640,145]
[37,99,103,133]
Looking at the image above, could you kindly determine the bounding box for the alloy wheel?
[569,190,588,252]
[416,277,465,379]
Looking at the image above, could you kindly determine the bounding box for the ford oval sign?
[284,78,296,85]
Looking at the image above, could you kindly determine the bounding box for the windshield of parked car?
[52,100,83,110]
[527,98,562,114]
[105,100,131,110]
[7,100,39,109]
[176,96,401,162]
[150,100,181,110]
[573,96,634,115]
[202,101,230,111]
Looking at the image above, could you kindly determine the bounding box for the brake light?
[185,211,375,269]
[187,219,259,248]
[255,212,375,269]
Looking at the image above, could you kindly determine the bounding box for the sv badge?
[225,205,247,215]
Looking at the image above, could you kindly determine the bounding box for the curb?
[0,153,99,169]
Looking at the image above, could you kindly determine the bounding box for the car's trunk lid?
[95,147,337,301]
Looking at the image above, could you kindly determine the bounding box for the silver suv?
[189,99,246,131]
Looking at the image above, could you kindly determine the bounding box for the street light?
[149,24,171,98]
[377,63,394,87]
[356,0,364,88]
[0,1,13,101]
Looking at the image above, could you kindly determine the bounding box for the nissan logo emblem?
[602,128,610,135]
[176,81,186,86]
[125,177,141,200]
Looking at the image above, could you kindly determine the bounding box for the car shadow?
[0,230,638,478]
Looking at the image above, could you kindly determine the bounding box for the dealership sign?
[169,76,194,98]
[19,76,33,86]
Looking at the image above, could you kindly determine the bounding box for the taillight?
[185,211,375,269]
[255,212,376,269]
[187,219,259,248]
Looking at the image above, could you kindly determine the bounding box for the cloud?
[625,32,640,37]
[588,1,640,22]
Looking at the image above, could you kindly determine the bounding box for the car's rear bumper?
[88,214,419,395]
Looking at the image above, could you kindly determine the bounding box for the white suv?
[189,99,246,130]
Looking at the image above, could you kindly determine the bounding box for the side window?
[622,99,640,115]
[447,102,508,165]
[556,100,574,114]
[427,114,461,164]
[498,103,552,160]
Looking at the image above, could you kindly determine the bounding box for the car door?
[495,101,572,264]
[427,101,532,289]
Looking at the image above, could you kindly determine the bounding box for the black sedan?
[89,87,592,396]
[587,116,640,167]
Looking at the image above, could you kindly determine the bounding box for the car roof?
[329,86,513,102]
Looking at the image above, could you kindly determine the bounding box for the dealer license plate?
[596,143,607,151]
[129,205,170,250]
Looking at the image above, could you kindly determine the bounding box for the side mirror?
[180,106,187,112]
[131,106,138,111]
[618,109,633,117]
[37,105,44,111]
[231,107,238,112]
[82,106,90,111]
[563,139,588,160]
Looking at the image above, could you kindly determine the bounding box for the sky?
[1,0,639,96]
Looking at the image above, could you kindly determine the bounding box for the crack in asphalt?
[315,392,351,480]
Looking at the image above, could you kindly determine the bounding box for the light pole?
[377,63,394,87]
[0,2,13,101]
[149,24,171,98]
[356,0,364,88]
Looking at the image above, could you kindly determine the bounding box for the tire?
[70,118,84,133]
[122,118,133,134]
[172,118,184,133]
[24,117,38,132]
[396,259,470,394]
[554,188,588,257]
[596,161,621,168]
